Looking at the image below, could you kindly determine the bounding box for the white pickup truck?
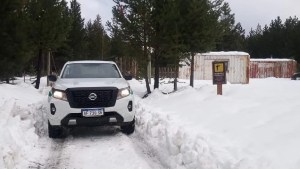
[47,60,135,138]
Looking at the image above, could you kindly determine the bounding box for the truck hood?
[53,78,129,90]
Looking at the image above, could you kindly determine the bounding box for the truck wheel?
[121,119,135,135]
[48,121,64,138]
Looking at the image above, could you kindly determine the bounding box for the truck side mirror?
[124,75,132,80]
[48,75,57,82]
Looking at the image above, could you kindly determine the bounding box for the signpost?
[212,61,226,95]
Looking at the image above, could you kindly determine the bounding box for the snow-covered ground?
[0,78,47,168]
[0,77,300,169]
[131,78,300,169]
[0,77,161,169]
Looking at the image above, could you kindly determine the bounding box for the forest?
[1,0,300,91]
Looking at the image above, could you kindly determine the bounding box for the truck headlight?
[117,87,131,99]
[52,89,68,101]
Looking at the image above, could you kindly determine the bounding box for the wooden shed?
[250,59,297,78]
[179,52,250,84]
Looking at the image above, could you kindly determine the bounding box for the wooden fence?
[115,57,178,79]
[159,67,177,78]
[115,57,138,77]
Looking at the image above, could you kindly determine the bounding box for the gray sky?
[225,0,300,33]
[75,0,300,34]
[74,0,114,26]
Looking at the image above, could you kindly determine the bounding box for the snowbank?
[131,78,300,169]
[0,78,48,169]
[135,90,245,169]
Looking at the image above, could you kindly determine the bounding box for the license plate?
[82,108,104,117]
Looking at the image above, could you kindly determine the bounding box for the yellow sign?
[212,61,226,85]
[214,63,224,73]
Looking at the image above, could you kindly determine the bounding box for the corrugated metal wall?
[250,59,297,78]
[179,53,250,84]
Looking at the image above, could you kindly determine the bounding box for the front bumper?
[60,112,133,127]
[47,96,135,126]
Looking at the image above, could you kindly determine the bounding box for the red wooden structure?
[250,59,297,78]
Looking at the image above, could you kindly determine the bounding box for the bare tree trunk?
[47,51,51,86]
[174,77,177,91]
[143,10,151,94]
[144,43,151,94]
[154,51,159,89]
[147,53,151,84]
[35,48,42,89]
[190,53,195,87]
[174,65,179,91]
[101,31,104,60]
[144,54,151,94]
[42,50,46,76]
[145,71,151,93]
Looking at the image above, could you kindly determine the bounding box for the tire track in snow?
[130,134,167,169]
[63,127,159,169]
[45,127,167,169]
[42,139,68,169]
[32,126,167,169]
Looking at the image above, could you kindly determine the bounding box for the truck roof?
[66,60,116,64]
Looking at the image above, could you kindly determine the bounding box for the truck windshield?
[61,63,121,78]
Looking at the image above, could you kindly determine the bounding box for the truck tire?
[48,121,64,138]
[121,119,135,135]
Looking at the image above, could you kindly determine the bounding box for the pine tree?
[53,0,86,69]
[107,20,126,59]
[293,18,300,66]
[246,24,264,58]
[85,15,110,60]
[109,0,153,94]
[109,0,224,90]
[0,0,34,82]
[26,0,71,88]
[67,0,86,60]
[151,0,170,89]
[216,2,245,51]
[180,0,221,87]
[283,17,298,57]
[245,16,300,63]
[150,0,186,90]
[231,22,246,50]
[268,17,284,57]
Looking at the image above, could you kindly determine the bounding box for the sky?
[74,0,300,34]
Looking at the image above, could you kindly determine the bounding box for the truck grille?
[66,87,118,108]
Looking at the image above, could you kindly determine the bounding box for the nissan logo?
[88,93,97,101]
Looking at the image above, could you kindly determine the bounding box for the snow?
[201,51,250,56]
[1,77,300,169]
[130,78,300,169]
[55,130,155,169]
[251,58,294,62]
[0,78,48,169]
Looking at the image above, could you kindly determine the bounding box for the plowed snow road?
[33,127,165,169]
